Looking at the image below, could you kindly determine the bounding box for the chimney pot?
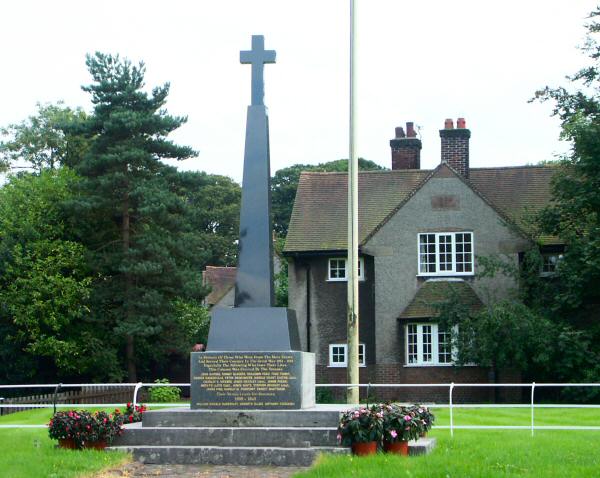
[406,122,416,137]
[395,126,406,138]
[444,118,454,129]
[457,117,466,129]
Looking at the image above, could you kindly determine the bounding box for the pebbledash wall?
[363,169,527,402]
[286,118,532,403]
[287,170,526,402]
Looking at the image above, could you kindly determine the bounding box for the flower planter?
[384,440,409,456]
[84,440,107,450]
[351,441,378,456]
[58,438,77,449]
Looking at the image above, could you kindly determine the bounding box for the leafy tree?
[171,170,240,267]
[72,53,199,381]
[0,169,101,381]
[0,102,88,171]
[272,158,384,236]
[274,237,288,307]
[534,7,600,339]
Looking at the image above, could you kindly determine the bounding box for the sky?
[0,0,598,182]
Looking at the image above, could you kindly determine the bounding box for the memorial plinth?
[191,351,315,409]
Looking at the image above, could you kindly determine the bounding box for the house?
[283,118,561,402]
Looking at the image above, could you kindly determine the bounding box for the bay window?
[406,323,453,366]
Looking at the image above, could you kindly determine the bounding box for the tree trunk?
[490,363,499,403]
[122,189,137,382]
[126,334,136,382]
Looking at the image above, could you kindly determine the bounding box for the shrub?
[316,387,335,404]
[382,403,423,442]
[408,404,435,433]
[114,402,147,424]
[337,405,384,445]
[148,378,180,403]
[48,410,122,448]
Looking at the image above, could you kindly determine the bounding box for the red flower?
[129,415,133,423]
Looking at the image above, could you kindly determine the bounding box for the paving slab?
[95,462,308,478]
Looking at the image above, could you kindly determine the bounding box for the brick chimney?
[390,122,421,170]
[439,117,471,178]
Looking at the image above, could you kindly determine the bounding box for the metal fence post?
[133,382,143,407]
[0,397,4,416]
[53,383,62,415]
[531,382,536,437]
[449,382,455,438]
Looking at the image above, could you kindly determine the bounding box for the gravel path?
[96,462,309,478]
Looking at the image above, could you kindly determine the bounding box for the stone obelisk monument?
[190,35,315,410]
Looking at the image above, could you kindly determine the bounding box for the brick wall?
[439,121,470,178]
[316,363,522,403]
[391,138,422,170]
[390,123,421,170]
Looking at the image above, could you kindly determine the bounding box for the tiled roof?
[284,165,558,253]
[398,279,483,319]
[202,266,236,306]
[469,166,558,245]
[285,169,429,252]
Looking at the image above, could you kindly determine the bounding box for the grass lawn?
[296,407,600,478]
[0,409,130,478]
[2,406,600,477]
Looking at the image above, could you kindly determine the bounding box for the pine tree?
[74,53,198,381]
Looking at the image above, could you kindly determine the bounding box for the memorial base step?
[109,445,348,466]
[109,407,436,466]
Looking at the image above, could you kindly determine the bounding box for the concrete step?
[114,426,338,447]
[108,445,349,466]
[409,437,437,456]
[142,408,341,428]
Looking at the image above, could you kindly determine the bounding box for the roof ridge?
[300,169,430,176]
[470,164,557,171]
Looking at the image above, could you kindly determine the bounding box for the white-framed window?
[329,343,366,367]
[406,323,453,366]
[540,253,563,276]
[418,232,474,276]
[328,257,365,281]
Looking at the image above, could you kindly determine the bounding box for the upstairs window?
[329,343,366,367]
[406,323,453,366]
[418,232,474,276]
[328,257,365,281]
[540,253,563,276]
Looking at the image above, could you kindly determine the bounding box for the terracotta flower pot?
[351,441,378,456]
[84,440,107,450]
[58,438,77,449]
[384,440,409,456]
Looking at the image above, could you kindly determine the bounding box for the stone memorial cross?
[191,36,314,410]
[240,35,276,106]
[234,35,277,308]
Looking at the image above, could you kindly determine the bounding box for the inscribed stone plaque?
[191,351,315,410]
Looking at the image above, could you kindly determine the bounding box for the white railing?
[1,382,599,436]
[0,382,190,427]
[316,382,600,436]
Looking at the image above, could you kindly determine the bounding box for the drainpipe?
[306,263,311,352]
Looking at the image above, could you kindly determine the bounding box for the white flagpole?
[347,0,359,405]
